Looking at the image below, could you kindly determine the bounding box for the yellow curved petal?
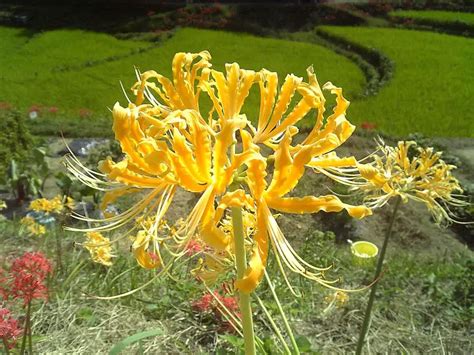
[235,203,268,293]
[266,195,372,219]
[199,191,231,251]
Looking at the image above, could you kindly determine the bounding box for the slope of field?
[390,10,474,26]
[319,26,474,137]
[0,26,365,136]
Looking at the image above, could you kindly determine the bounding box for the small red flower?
[0,307,22,349]
[0,268,8,300]
[191,290,240,333]
[0,102,12,110]
[48,106,59,114]
[78,108,92,118]
[10,252,52,305]
[191,293,214,312]
[28,104,42,114]
[361,121,377,130]
[185,240,202,256]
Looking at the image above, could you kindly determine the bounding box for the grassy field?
[318,26,474,137]
[0,26,364,137]
[1,200,471,353]
[390,10,474,26]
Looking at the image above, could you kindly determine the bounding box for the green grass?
[390,10,474,26]
[319,26,474,137]
[0,216,471,353]
[0,26,365,137]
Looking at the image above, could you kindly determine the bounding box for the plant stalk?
[2,337,10,355]
[55,228,63,273]
[355,196,402,355]
[231,206,256,355]
[20,300,32,355]
[265,272,300,354]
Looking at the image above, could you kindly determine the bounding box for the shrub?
[0,110,33,184]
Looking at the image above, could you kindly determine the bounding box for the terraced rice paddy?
[319,26,474,137]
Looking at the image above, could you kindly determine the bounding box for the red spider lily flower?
[48,106,59,114]
[185,240,203,256]
[10,252,52,305]
[0,307,22,349]
[0,268,8,300]
[191,293,214,313]
[192,290,240,332]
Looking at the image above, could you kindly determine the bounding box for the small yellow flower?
[0,200,6,211]
[29,195,64,214]
[83,231,114,266]
[65,196,76,210]
[324,291,349,310]
[20,216,46,236]
[357,140,469,225]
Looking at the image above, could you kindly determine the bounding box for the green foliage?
[86,140,123,170]
[109,328,163,355]
[0,110,33,184]
[6,146,51,201]
[318,26,474,137]
[390,10,474,26]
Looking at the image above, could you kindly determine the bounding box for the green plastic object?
[351,241,378,266]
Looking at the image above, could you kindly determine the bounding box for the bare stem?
[2,337,11,355]
[20,301,32,355]
[355,196,402,355]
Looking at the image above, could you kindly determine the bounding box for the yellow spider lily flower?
[0,200,6,211]
[66,51,371,294]
[83,231,114,266]
[29,195,64,214]
[20,216,46,236]
[356,140,469,225]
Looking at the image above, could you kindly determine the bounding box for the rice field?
[0,26,364,136]
[318,26,474,137]
[390,10,474,26]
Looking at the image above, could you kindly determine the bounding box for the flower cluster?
[1,252,52,305]
[83,232,114,267]
[29,195,72,214]
[0,307,22,350]
[324,290,349,307]
[20,216,46,236]
[192,290,240,332]
[67,51,372,294]
[356,140,468,225]
[22,195,75,236]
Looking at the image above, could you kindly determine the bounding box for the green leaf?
[9,159,18,181]
[295,335,312,353]
[109,328,163,355]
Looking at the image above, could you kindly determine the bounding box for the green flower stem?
[356,196,402,355]
[256,294,291,355]
[55,227,63,273]
[20,300,32,355]
[231,206,256,355]
[265,272,300,355]
[2,337,10,355]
